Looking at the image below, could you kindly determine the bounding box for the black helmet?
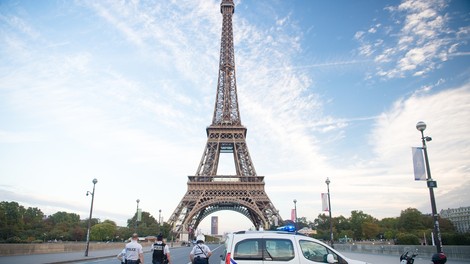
[432,253,447,264]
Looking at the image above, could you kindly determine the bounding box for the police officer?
[117,248,126,264]
[125,233,144,264]
[150,234,171,264]
[189,235,212,264]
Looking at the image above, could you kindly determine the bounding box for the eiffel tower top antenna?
[213,0,241,126]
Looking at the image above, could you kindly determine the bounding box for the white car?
[220,230,369,264]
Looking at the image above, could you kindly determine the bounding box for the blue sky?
[1,0,469,235]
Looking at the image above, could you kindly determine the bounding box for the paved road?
[1,245,469,264]
[343,252,470,264]
[0,244,225,264]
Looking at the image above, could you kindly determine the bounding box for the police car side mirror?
[327,254,338,263]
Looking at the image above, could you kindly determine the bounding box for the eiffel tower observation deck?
[168,0,282,240]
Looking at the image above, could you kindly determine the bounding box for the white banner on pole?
[321,193,329,211]
[412,147,426,181]
[137,209,142,221]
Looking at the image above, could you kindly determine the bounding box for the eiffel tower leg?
[196,141,220,176]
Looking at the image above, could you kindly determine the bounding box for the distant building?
[440,206,470,233]
[297,227,317,236]
[211,216,218,235]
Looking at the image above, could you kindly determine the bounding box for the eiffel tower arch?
[168,0,282,240]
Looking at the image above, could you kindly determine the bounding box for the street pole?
[416,121,443,253]
[293,199,298,231]
[84,178,98,257]
[326,177,334,248]
[135,199,140,233]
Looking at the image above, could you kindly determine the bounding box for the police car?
[220,227,369,264]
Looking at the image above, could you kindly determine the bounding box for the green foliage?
[383,230,396,240]
[441,232,470,245]
[0,200,160,243]
[439,218,457,233]
[399,208,425,231]
[312,208,469,245]
[48,211,80,225]
[5,236,22,243]
[1,200,469,246]
[362,221,380,239]
[91,222,116,241]
[396,233,420,245]
[338,230,354,240]
[349,210,376,240]
[313,214,330,231]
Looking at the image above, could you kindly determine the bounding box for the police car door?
[262,236,299,264]
[296,238,346,264]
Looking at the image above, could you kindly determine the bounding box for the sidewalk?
[0,248,122,264]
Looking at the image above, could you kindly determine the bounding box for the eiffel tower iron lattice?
[168,0,282,240]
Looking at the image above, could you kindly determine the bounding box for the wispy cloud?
[355,0,467,79]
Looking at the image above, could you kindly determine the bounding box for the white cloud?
[355,0,466,79]
[0,130,43,143]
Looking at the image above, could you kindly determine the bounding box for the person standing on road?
[117,248,126,264]
[150,233,171,264]
[189,235,212,264]
[125,233,144,264]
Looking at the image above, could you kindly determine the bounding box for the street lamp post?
[84,178,98,257]
[325,177,334,248]
[416,121,443,253]
[159,209,162,225]
[135,199,140,233]
[293,199,298,230]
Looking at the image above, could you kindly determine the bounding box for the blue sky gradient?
[1,0,469,234]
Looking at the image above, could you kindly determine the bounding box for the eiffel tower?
[168,0,282,240]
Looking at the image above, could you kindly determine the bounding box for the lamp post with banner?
[416,121,443,253]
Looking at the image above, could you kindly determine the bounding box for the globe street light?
[135,199,140,233]
[84,178,98,257]
[416,121,443,253]
[325,177,334,248]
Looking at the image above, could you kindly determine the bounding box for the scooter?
[400,251,418,264]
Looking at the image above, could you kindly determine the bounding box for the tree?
[0,201,24,240]
[396,233,420,245]
[127,211,158,236]
[296,216,309,230]
[398,208,425,231]
[349,210,376,240]
[383,230,396,240]
[379,217,398,230]
[313,213,330,231]
[362,221,380,239]
[91,222,116,241]
[115,226,132,242]
[335,215,350,232]
[45,212,84,241]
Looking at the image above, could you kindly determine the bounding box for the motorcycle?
[400,251,418,264]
